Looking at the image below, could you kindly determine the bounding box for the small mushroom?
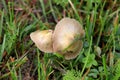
[53,18,85,60]
[30,30,53,53]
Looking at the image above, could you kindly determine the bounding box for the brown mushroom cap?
[53,18,85,60]
[30,30,53,53]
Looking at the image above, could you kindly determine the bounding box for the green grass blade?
[0,34,6,62]
[80,37,93,78]
[102,55,108,80]
[39,0,47,21]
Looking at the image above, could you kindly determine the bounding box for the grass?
[0,0,120,80]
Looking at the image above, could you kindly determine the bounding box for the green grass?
[0,0,120,80]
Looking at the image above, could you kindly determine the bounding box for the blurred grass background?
[0,0,120,80]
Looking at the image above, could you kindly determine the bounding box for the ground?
[0,0,120,80]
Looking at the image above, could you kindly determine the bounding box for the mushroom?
[30,30,53,53]
[53,18,85,60]
[30,18,85,60]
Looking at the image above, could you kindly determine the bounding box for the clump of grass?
[112,59,120,80]
[63,69,81,80]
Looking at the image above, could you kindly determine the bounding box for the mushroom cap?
[64,41,83,60]
[30,30,53,53]
[53,18,85,59]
